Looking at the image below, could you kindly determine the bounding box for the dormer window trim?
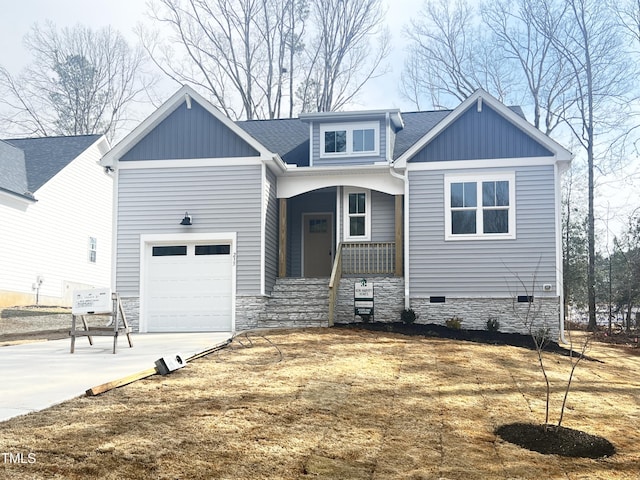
[320,122,380,158]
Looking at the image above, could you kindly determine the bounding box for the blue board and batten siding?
[408,165,557,297]
[120,101,259,161]
[115,165,263,296]
[264,167,279,294]
[411,104,553,162]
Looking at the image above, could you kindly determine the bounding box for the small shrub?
[486,317,500,332]
[401,308,418,325]
[533,327,551,347]
[445,316,462,330]
[360,314,372,323]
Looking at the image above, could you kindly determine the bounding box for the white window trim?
[320,122,379,158]
[343,187,371,242]
[444,172,516,241]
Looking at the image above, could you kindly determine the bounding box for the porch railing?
[328,241,397,326]
[341,242,396,275]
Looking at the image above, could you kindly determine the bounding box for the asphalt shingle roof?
[236,106,529,166]
[4,135,101,192]
[237,118,311,166]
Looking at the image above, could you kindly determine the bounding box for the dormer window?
[324,130,347,153]
[320,122,379,157]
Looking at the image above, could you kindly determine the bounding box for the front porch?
[274,185,405,326]
[277,188,404,279]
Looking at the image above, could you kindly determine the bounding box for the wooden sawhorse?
[70,293,133,354]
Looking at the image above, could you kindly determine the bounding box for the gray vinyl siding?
[116,165,263,296]
[287,189,336,277]
[371,191,395,242]
[336,189,395,243]
[264,168,279,294]
[120,101,259,161]
[408,165,557,297]
[311,120,387,166]
[411,104,553,162]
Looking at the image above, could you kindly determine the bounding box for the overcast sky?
[0,0,419,112]
[1,0,637,237]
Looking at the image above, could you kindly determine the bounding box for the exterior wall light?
[180,212,192,225]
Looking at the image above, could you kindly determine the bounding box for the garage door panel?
[144,242,233,332]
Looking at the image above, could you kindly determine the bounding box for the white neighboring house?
[0,135,112,308]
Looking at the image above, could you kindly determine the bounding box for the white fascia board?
[405,156,558,172]
[299,109,402,122]
[277,168,404,198]
[0,188,36,207]
[395,89,572,168]
[117,156,265,170]
[102,85,273,166]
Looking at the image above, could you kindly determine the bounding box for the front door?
[303,214,333,277]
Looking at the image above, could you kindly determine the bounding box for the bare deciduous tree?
[402,0,572,136]
[143,0,307,119]
[401,0,490,109]
[0,21,152,140]
[481,0,572,134]
[140,0,308,119]
[510,263,591,429]
[145,0,388,117]
[529,0,634,331]
[297,0,389,112]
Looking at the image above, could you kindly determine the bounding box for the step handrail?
[328,242,343,326]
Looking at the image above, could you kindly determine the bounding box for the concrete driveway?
[0,332,232,422]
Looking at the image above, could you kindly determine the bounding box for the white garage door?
[144,243,232,332]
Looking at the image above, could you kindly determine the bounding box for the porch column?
[395,194,403,277]
[279,198,287,277]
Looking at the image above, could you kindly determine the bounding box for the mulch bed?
[335,322,593,359]
[495,423,616,458]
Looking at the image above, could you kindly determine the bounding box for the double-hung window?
[321,122,379,157]
[444,173,516,240]
[343,188,371,241]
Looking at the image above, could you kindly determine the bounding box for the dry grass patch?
[1,328,639,479]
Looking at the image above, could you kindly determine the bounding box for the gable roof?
[394,89,572,168]
[4,135,102,192]
[234,104,534,167]
[102,85,274,166]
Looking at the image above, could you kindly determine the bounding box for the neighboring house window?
[444,173,516,240]
[89,237,97,263]
[321,122,379,157]
[344,188,371,241]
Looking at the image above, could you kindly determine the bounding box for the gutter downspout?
[389,161,410,309]
[555,161,568,344]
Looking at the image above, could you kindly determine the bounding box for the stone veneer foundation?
[409,296,561,340]
[121,287,561,340]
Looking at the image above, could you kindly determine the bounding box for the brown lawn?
[1,327,639,479]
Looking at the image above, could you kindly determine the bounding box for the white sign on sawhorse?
[70,290,133,354]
